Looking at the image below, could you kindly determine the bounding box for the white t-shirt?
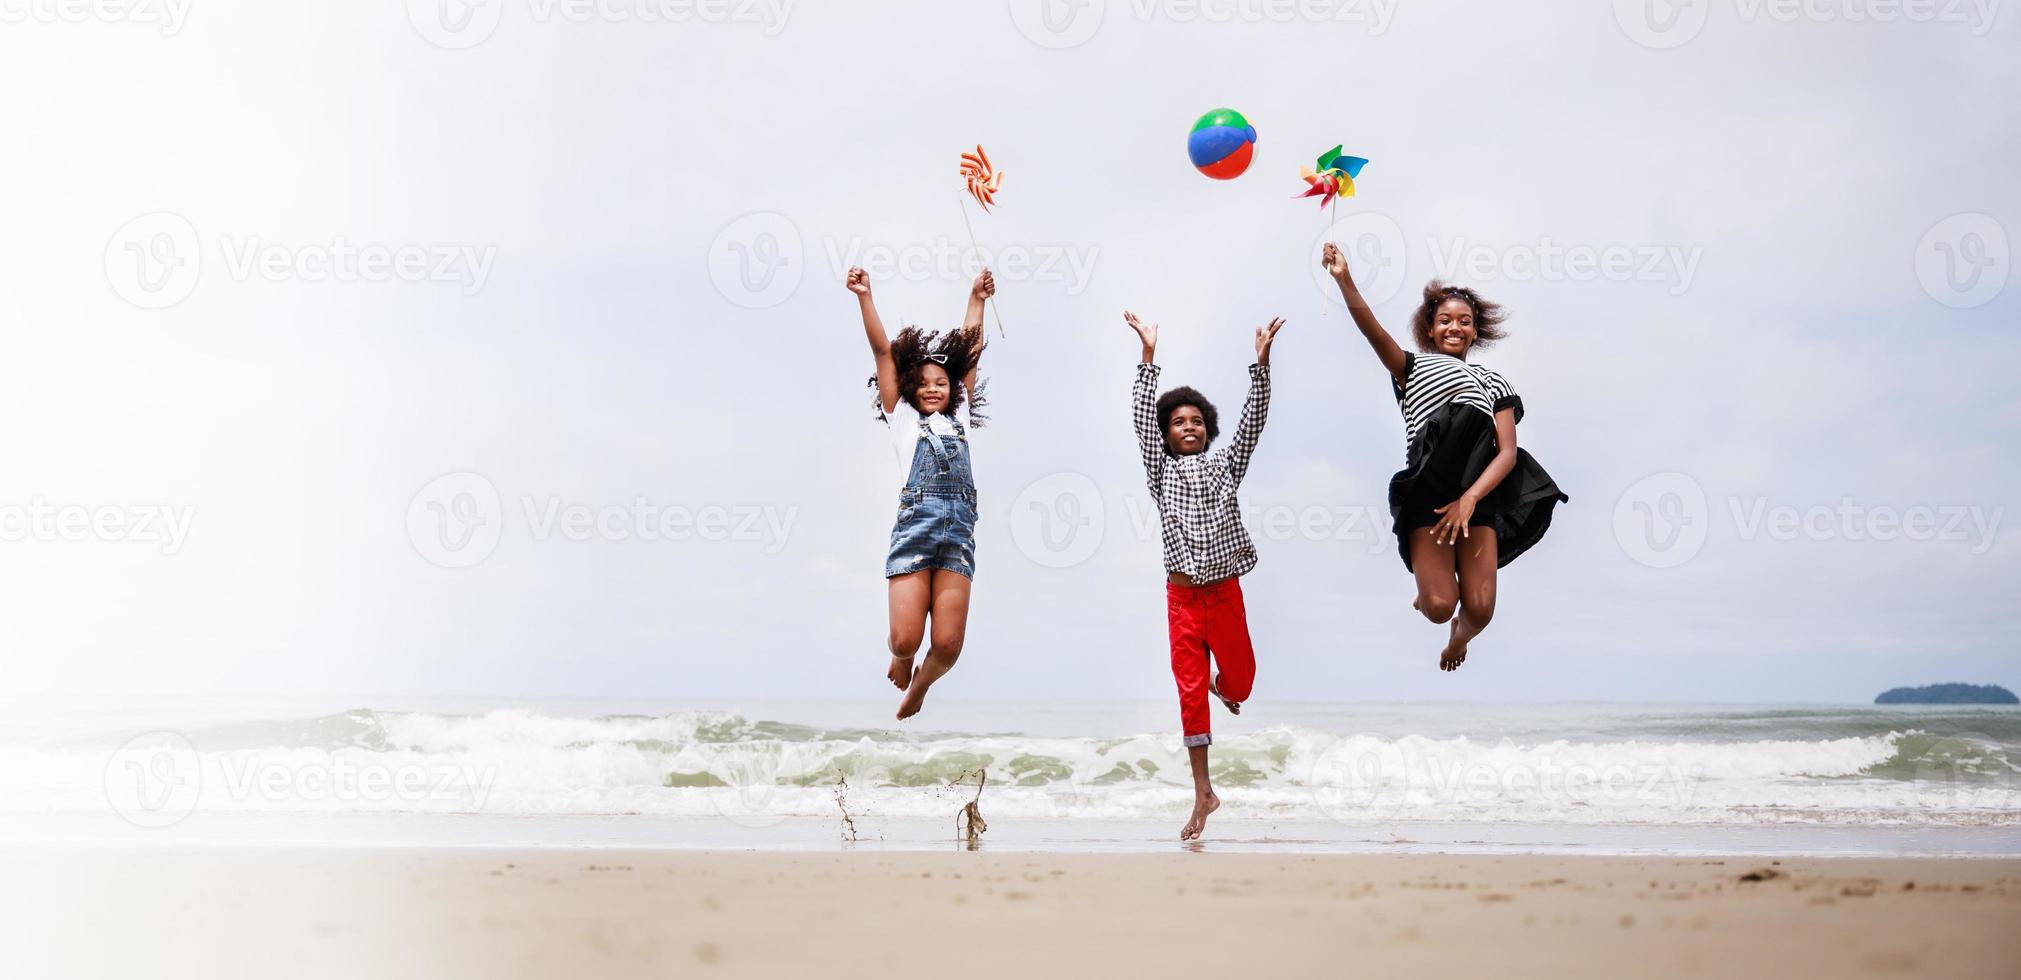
[884,396,973,492]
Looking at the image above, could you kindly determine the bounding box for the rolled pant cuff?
[1182,733,1212,748]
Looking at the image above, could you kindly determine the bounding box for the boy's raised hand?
[1124,310,1158,357]
[846,267,872,296]
[1255,317,1286,365]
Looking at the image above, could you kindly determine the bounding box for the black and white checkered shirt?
[1132,361,1272,582]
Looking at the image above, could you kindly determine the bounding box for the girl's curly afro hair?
[868,325,989,427]
[1410,280,1509,353]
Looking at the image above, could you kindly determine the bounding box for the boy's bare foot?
[887,655,914,691]
[1439,618,1469,672]
[1180,790,1220,840]
[1210,675,1241,715]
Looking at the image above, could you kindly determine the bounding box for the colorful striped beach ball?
[1187,108,1257,180]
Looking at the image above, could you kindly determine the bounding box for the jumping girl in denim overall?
[848,265,992,720]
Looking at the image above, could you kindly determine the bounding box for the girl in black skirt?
[1321,242,1568,672]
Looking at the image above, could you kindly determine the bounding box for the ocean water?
[2,699,2016,855]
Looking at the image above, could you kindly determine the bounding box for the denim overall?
[883,413,979,579]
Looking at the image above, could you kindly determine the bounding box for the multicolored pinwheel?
[1296,145,1368,209]
[960,145,1004,211]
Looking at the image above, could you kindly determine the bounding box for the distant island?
[1874,683,2018,705]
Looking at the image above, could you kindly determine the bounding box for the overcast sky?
[0,0,2014,706]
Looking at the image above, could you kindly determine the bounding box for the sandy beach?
[6,846,2017,979]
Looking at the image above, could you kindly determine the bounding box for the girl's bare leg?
[886,571,931,690]
[896,570,971,720]
[1409,527,1459,628]
[1441,528,1500,671]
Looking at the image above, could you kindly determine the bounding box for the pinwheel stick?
[958,192,1008,339]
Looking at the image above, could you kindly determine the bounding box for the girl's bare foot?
[887,655,914,691]
[1180,790,1220,840]
[896,648,958,720]
[1439,617,1469,672]
[896,680,929,720]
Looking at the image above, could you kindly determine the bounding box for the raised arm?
[848,267,899,415]
[1321,242,1408,382]
[1220,317,1282,490]
[1125,311,1165,489]
[961,268,994,395]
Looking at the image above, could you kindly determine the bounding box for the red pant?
[1166,577,1256,747]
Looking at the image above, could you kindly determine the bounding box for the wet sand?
[5,847,2019,979]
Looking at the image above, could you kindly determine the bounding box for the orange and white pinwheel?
[960,144,1005,211]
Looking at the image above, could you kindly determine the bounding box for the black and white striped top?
[1392,352,1523,448]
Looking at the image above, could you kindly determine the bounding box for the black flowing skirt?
[1388,404,1567,571]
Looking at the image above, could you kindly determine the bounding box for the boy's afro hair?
[1155,386,1219,449]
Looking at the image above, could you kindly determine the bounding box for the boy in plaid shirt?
[1125,310,1283,840]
